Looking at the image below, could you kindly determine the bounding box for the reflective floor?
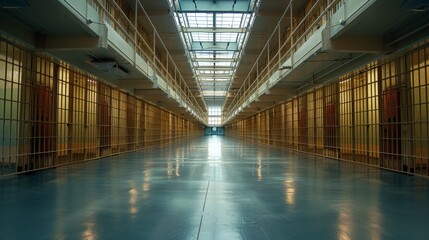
[1,136,429,240]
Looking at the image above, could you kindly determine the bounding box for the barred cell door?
[323,103,339,158]
[99,100,111,150]
[298,109,308,150]
[31,85,54,169]
[381,88,401,170]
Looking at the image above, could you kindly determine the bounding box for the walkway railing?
[65,0,207,122]
[224,0,346,122]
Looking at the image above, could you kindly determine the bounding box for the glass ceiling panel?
[208,106,222,116]
[170,0,261,125]
[216,51,236,58]
[191,33,212,42]
[197,70,232,74]
[186,13,213,27]
[196,61,233,65]
[202,87,228,91]
[216,13,251,28]
[197,62,215,67]
[193,51,215,58]
[202,90,226,96]
[193,51,237,59]
[214,62,234,67]
[216,33,239,42]
[199,78,230,82]
[200,81,229,85]
[208,117,222,125]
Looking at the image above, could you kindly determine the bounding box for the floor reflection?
[284,177,296,205]
[337,203,352,240]
[129,187,138,215]
[369,205,381,240]
[257,153,263,181]
[82,217,97,240]
[208,136,222,165]
[142,170,151,193]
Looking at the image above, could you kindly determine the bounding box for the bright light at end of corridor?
[208,136,222,164]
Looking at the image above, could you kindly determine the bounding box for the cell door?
[127,102,136,150]
[298,110,308,146]
[298,96,308,150]
[381,88,401,169]
[323,103,339,158]
[31,85,54,169]
[323,103,339,147]
[99,100,111,150]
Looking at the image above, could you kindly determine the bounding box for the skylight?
[191,33,212,42]
[169,0,261,126]
[208,117,222,125]
[216,33,239,42]
[208,106,222,116]
[202,90,227,96]
[208,106,222,126]
[186,13,213,27]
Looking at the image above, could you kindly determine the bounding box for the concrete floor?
[1,136,429,240]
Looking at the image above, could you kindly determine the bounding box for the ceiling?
[139,0,296,123]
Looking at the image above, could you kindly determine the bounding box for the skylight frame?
[170,0,261,125]
[202,90,227,96]
[186,12,213,28]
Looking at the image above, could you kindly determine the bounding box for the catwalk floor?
[1,136,429,240]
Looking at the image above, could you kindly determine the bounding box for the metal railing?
[224,0,346,122]
[79,0,207,122]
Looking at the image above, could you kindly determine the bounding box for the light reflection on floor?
[208,135,222,165]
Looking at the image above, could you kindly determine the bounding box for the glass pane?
[186,13,213,27]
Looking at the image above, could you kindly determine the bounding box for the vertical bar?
[134,0,138,63]
[313,92,317,151]
[267,42,270,74]
[1,43,7,174]
[290,1,293,52]
[365,68,371,165]
[68,71,74,163]
[377,63,383,167]
[278,25,281,69]
[425,46,429,176]
[153,31,156,67]
[52,63,59,166]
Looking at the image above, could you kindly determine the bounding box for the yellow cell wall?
[0,39,203,175]
[226,41,429,177]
